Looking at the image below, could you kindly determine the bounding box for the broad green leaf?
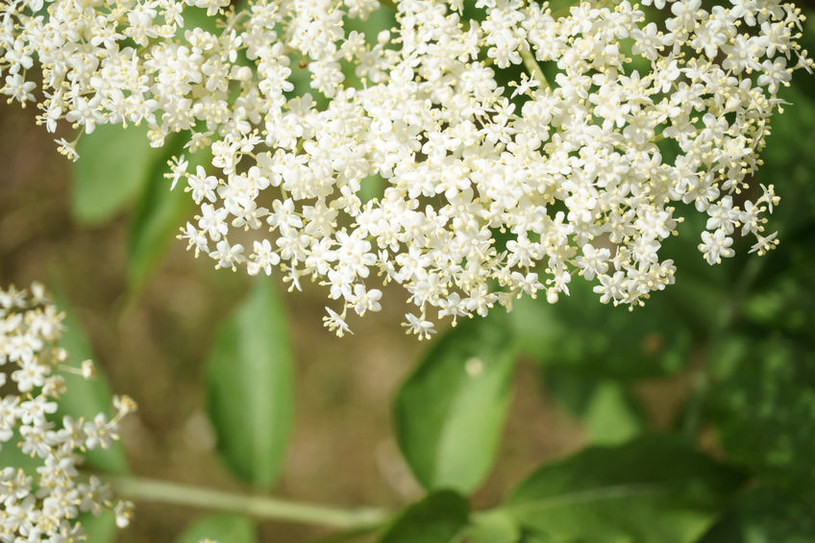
[57,295,128,474]
[395,312,517,494]
[504,435,745,543]
[696,487,815,543]
[177,514,256,543]
[708,335,815,504]
[72,123,161,225]
[127,141,204,291]
[206,278,294,488]
[378,490,470,543]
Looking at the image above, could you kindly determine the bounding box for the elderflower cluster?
[1,0,812,337]
[0,283,135,541]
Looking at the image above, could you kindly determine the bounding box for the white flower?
[0,282,135,541]
[323,306,352,337]
[403,313,436,340]
[1,0,811,335]
[166,155,189,191]
[698,229,735,265]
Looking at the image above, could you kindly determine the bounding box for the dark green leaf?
[206,278,294,488]
[177,514,256,543]
[57,295,128,474]
[504,435,745,543]
[510,279,694,381]
[708,335,815,504]
[72,123,162,225]
[378,490,470,543]
[696,487,815,543]
[395,312,517,494]
[127,141,204,291]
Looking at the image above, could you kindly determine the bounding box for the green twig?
[112,476,390,529]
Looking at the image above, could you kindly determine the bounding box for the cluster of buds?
[0,283,135,541]
[1,0,812,337]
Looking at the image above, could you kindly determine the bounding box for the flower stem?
[111,476,390,529]
[520,49,550,90]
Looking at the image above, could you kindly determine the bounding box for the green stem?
[520,49,551,90]
[111,476,390,529]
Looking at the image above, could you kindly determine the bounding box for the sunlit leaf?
[395,312,517,494]
[206,278,294,488]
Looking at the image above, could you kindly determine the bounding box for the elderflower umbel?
[1,0,813,336]
[0,282,135,540]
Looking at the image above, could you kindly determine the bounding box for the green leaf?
[510,278,694,381]
[57,295,128,474]
[462,510,521,543]
[177,514,256,543]
[696,486,815,543]
[206,277,294,488]
[378,490,470,543]
[80,510,117,543]
[127,141,203,291]
[0,429,39,474]
[708,335,815,504]
[581,382,645,446]
[394,312,517,494]
[504,435,745,543]
[72,123,162,225]
[543,372,646,446]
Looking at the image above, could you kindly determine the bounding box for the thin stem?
[520,49,551,90]
[111,476,390,529]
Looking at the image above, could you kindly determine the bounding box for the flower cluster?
[0,283,135,541]
[1,0,812,337]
